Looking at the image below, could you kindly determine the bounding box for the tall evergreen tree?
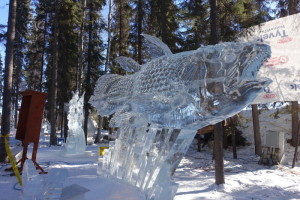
[25,0,51,91]
[110,0,132,74]
[49,0,59,145]
[77,0,87,92]
[0,0,17,162]
[129,0,147,64]
[217,0,271,42]
[83,0,106,142]
[44,0,82,144]
[179,0,210,50]
[146,0,181,53]
[276,0,299,17]
[13,0,31,127]
[57,0,81,104]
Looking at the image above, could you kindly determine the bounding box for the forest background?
[0,0,299,162]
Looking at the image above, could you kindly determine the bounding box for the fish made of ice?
[90,34,271,129]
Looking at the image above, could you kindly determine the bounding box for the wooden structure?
[15,90,47,174]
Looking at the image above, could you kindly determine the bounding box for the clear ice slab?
[22,160,44,200]
[64,91,86,155]
[90,35,271,200]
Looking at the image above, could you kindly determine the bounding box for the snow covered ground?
[0,108,300,200]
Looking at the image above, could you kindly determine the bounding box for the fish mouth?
[228,78,272,101]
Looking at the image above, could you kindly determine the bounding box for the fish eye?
[229,89,241,100]
[224,53,236,63]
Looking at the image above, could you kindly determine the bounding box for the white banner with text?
[241,13,300,104]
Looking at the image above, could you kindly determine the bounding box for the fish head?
[188,42,271,128]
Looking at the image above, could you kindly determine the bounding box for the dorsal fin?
[115,56,141,73]
[142,34,172,59]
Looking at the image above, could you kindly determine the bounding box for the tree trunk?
[209,0,224,185]
[0,0,17,162]
[94,115,103,143]
[83,1,93,144]
[223,122,228,149]
[137,0,143,64]
[14,78,19,128]
[252,104,262,156]
[49,0,59,146]
[214,121,225,185]
[161,0,167,42]
[63,107,68,142]
[118,0,123,55]
[40,13,48,92]
[289,0,297,15]
[104,0,112,72]
[60,102,64,138]
[209,0,219,45]
[292,121,300,168]
[77,0,87,91]
[232,127,237,159]
[291,101,299,147]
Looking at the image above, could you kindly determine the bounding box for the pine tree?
[276,0,299,17]
[25,0,52,91]
[217,0,271,42]
[83,0,106,142]
[110,0,132,74]
[44,0,81,144]
[179,0,210,50]
[57,0,81,100]
[0,0,17,162]
[48,0,59,145]
[77,0,87,92]
[129,0,147,64]
[13,0,31,127]
[146,0,181,53]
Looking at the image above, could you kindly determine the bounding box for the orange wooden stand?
[15,90,47,174]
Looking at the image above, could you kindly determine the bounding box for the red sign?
[278,37,293,44]
[264,56,289,67]
[263,93,276,99]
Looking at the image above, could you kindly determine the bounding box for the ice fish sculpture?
[90,34,271,129]
[90,35,271,200]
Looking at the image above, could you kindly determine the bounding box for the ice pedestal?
[100,126,195,200]
[42,168,69,199]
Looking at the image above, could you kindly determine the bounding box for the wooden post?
[232,127,237,159]
[94,115,103,143]
[63,110,68,142]
[214,121,225,185]
[292,121,300,168]
[291,101,299,147]
[223,121,228,149]
[252,104,262,156]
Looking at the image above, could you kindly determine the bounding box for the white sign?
[241,13,300,104]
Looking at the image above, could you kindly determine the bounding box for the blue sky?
[0,0,9,57]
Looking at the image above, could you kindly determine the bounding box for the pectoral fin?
[142,34,173,59]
